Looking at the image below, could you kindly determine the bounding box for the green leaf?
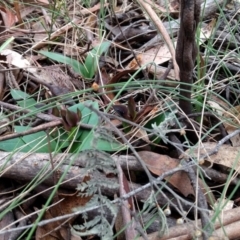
[84,41,111,79]
[51,128,71,150]
[11,89,37,111]
[145,113,166,129]
[40,41,110,79]
[69,101,99,152]
[68,101,125,152]
[0,138,31,152]
[96,136,126,152]
[68,101,99,140]
[145,113,166,147]
[0,37,14,52]
[15,126,58,153]
[68,101,98,125]
[56,100,124,153]
[79,130,125,152]
[39,51,84,75]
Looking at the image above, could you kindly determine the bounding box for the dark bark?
[176,0,201,115]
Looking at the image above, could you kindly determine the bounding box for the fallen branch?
[138,206,240,239]
[0,151,205,213]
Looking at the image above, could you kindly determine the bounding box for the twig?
[181,160,212,239]
[0,101,93,141]
[204,128,240,158]
[137,0,179,79]
[109,4,149,79]
[178,111,230,143]
[24,3,107,54]
[0,121,61,141]
[0,160,187,235]
[136,61,173,121]
[0,101,60,122]
[163,133,211,235]
[139,205,240,239]
[115,160,138,239]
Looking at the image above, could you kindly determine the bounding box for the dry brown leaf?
[13,1,23,27]
[127,54,143,70]
[0,49,33,70]
[200,18,216,43]
[35,209,61,240]
[115,211,125,240]
[36,193,91,240]
[0,211,13,240]
[95,68,116,104]
[208,94,230,111]
[138,20,216,70]
[147,65,176,82]
[223,105,240,147]
[138,151,194,197]
[0,6,16,28]
[32,20,49,42]
[140,43,172,66]
[134,128,150,143]
[207,100,226,116]
[185,142,240,173]
[32,65,75,92]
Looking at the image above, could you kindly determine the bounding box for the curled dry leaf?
[128,96,137,120]
[94,68,115,104]
[140,43,172,67]
[0,6,16,29]
[113,105,130,120]
[133,128,150,143]
[36,192,90,240]
[223,105,240,147]
[184,142,240,173]
[138,151,194,197]
[126,54,143,70]
[0,49,34,71]
[61,107,82,131]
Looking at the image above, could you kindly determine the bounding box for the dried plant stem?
[24,3,107,54]
[137,0,179,79]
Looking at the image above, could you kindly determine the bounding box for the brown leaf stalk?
[137,0,179,80]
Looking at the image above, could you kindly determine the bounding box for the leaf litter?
[0,0,240,239]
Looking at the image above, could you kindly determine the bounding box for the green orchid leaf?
[79,130,126,152]
[0,138,31,152]
[69,101,99,152]
[39,51,84,75]
[40,41,110,80]
[84,41,111,79]
[144,112,166,147]
[11,89,38,111]
[15,126,58,153]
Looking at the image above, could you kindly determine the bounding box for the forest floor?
[0,0,240,239]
